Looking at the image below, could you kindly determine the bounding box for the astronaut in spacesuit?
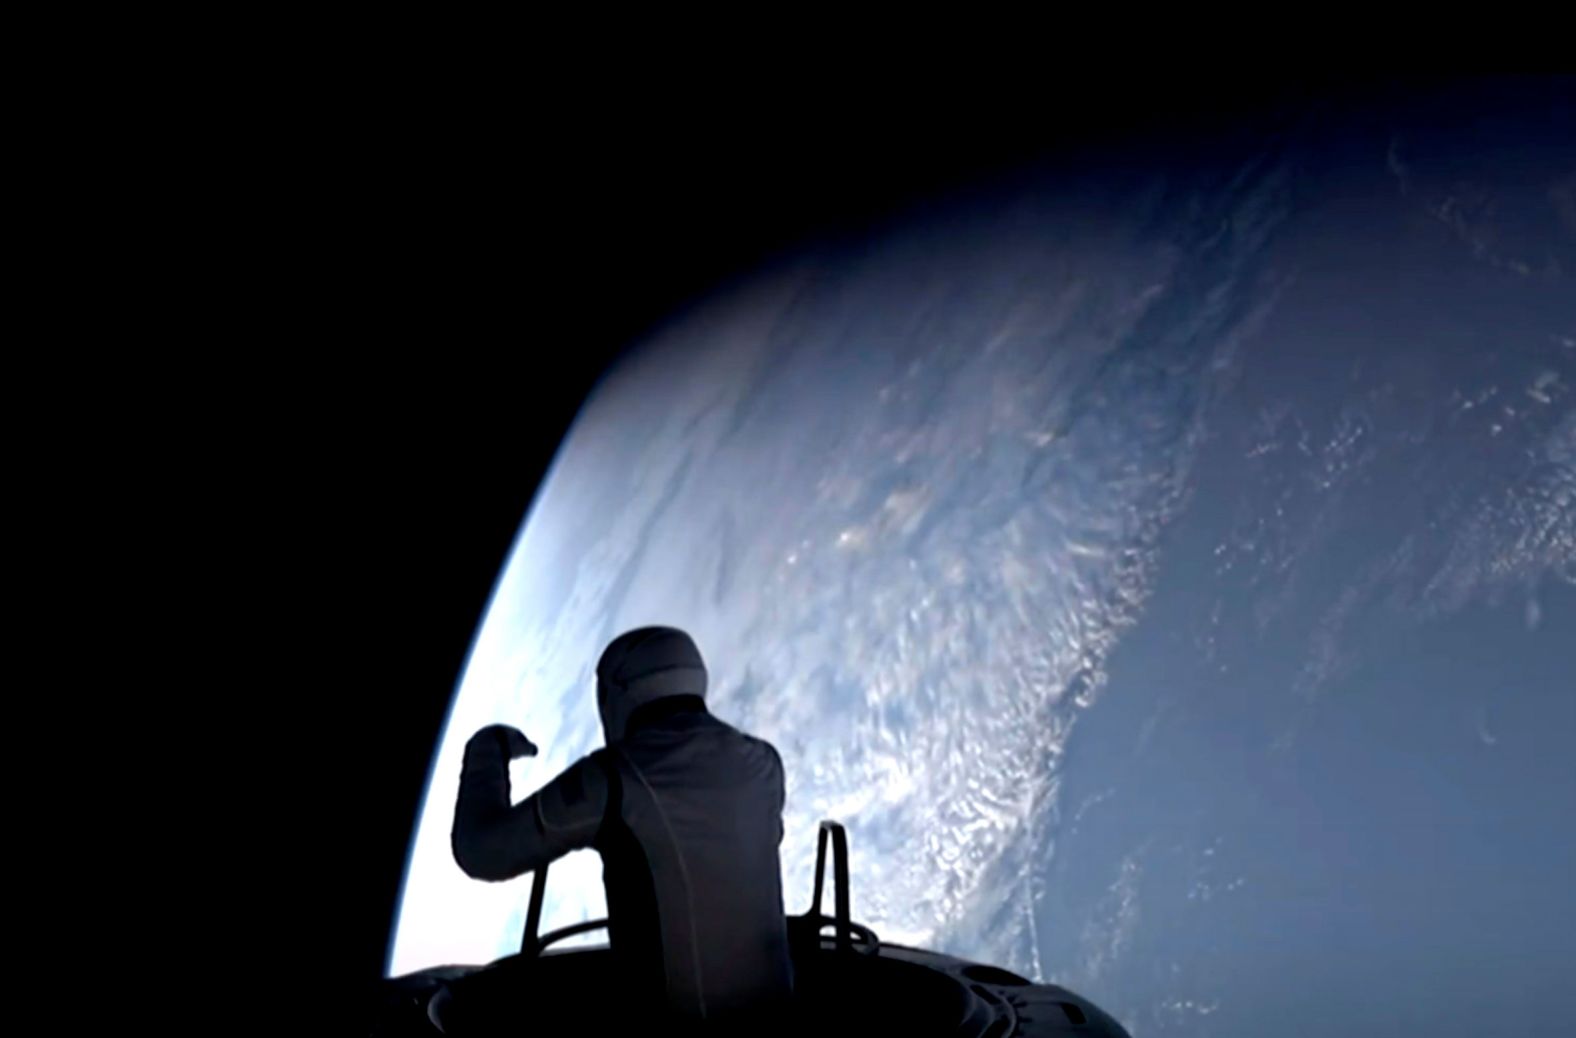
[450,626,795,1024]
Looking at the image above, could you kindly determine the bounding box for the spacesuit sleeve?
[451,738,609,882]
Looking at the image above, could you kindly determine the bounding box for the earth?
[390,82,1575,1035]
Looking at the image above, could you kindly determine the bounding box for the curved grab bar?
[803,820,878,955]
[534,919,610,954]
[522,819,876,959]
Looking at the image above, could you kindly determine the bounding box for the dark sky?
[248,70,1470,1011]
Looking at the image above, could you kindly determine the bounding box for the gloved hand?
[467,723,539,760]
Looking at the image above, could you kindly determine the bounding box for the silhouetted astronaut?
[450,627,794,1023]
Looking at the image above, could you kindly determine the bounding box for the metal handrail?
[519,862,612,956]
[534,919,610,954]
[521,819,877,960]
[520,863,549,954]
[804,820,879,955]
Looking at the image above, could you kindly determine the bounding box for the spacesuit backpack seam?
[589,748,622,844]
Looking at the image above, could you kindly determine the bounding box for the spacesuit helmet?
[596,626,708,742]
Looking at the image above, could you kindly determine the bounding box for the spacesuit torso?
[595,700,792,1016]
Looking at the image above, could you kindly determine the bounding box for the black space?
[204,71,1484,1008]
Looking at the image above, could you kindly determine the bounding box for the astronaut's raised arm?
[451,736,608,882]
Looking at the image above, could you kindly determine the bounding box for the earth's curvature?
[391,83,1574,1036]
